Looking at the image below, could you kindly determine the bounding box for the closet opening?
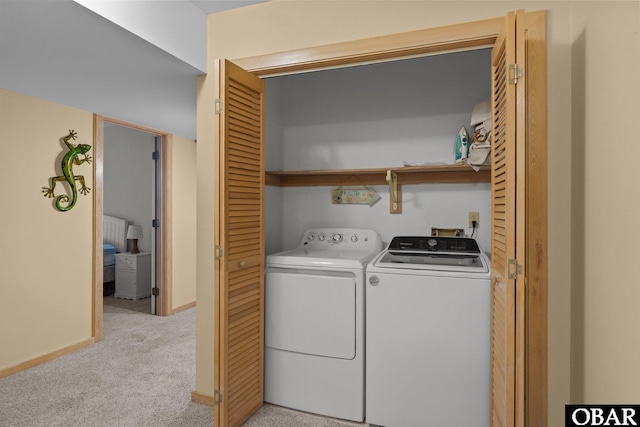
[214,10,547,426]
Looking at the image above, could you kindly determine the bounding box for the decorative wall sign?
[42,130,92,212]
[331,186,381,207]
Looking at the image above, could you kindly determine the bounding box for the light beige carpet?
[0,303,210,427]
[103,295,151,314]
[0,300,366,427]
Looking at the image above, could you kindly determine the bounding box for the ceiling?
[0,0,267,140]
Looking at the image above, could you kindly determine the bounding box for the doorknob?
[238,260,247,268]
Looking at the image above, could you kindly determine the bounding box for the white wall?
[265,50,492,252]
[279,184,490,250]
[264,77,285,255]
[103,124,155,254]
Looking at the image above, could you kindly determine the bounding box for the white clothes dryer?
[366,236,491,427]
[264,228,382,422]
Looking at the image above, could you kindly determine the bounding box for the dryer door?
[265,269,356,360]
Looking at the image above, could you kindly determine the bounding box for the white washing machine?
[264,228,382,422]
[366,236,491,427]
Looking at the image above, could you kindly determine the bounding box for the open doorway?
[93,115,173,341]
[102,123,158,315]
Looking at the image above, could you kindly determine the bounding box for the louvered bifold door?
[214,59,265,427]
[490,10,526,427]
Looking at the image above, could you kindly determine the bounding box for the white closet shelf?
[265,164,490,187]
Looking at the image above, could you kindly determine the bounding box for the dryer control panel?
[301,228,382,252]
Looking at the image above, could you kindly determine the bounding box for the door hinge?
[215,99,224,114]
[215,245,223,260]
[152,219,160,228]
[508,258,522,279]
[508,64,523,85]
[214,389,223,405]
[152,287,159,297]
[152,151,160,161]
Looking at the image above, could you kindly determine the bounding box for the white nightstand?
[114,252,151,300]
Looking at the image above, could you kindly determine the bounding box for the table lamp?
[126,225,143,254]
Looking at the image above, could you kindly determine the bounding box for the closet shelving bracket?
[386,170,401,214]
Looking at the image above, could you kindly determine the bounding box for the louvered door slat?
[229,377,261,408]
[229,250,261,261]
[229,144,261,164]
[229,277,260,297]
[229,147,260,162]
[229,357,261,390]
[214,59,265,427]
[228,97,260,119]
[229,208,261,216]
[229,229,260,239]
[229,174,261,185]
[229,313,261,338]
[228,102,261,124]
[229,116,260,135]
[229,141,260,156]
[230,130,260,146]
[229,81,261,102]
[229,222,260,231]
[229,350,261,377]
[228,159,261,172]
[229,234,260,244]
[229,169,260,177]
[228,213,260,221]
[228,158,260,172]
[229,83,260,105]
[229,241,261,252]
[229,384,261,426]
[228,206,261,214]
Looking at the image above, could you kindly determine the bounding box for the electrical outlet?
[469,211,480,228]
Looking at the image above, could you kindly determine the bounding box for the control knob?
[351,235,358,243]
[307,233,315,241]
[332,233,343,244]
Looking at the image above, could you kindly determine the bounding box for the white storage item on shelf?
[469,99,492,169]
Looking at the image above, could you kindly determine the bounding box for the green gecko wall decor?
[42,130,92,212]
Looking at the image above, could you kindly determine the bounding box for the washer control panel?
[300,228,382,251]
[388,236,480,253]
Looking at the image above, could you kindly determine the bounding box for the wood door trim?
[92,115,174,342]
[93,114,105,341]
[234,16,503,76]
[524,10,548,427]
[233,10,548,426]
[160,134,173,315]
[516,10,528,425]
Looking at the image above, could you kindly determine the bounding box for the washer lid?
[374,236,489,273]
[375,251,489,273]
